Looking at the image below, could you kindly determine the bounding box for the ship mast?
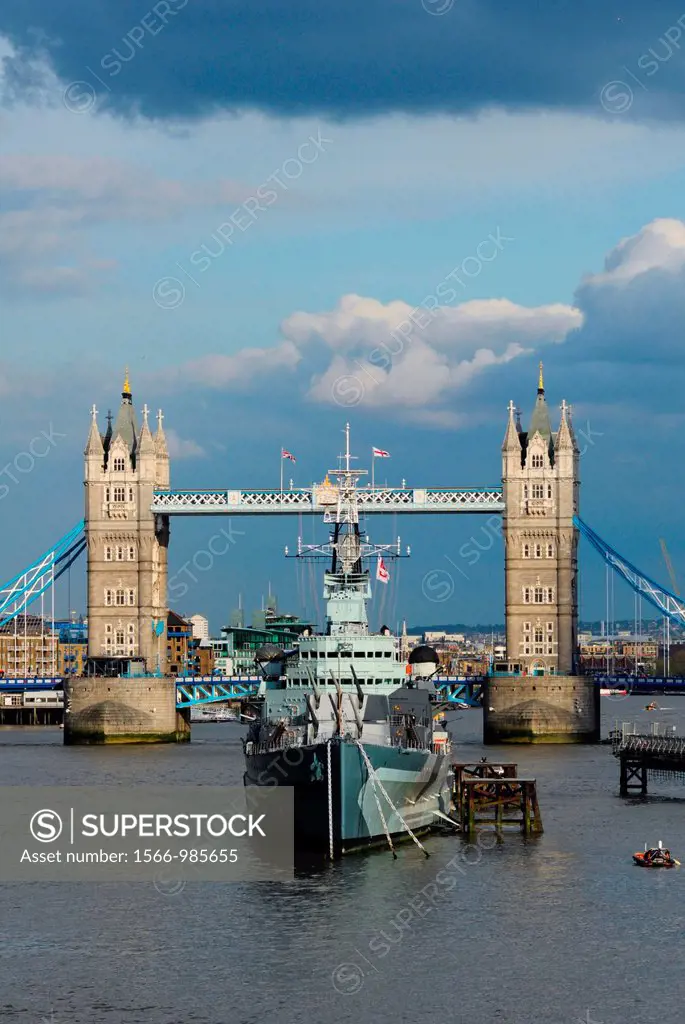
[287,425,408,636]
[329,422,364,576]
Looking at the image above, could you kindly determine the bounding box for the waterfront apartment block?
[167,611,214,676]
[579,635,658,675]
[0,615,58,677]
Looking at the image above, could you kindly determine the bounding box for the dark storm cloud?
[563,220,685,366]
[3,0,685,120]
[533,219,685,416]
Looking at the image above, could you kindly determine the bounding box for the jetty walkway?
[612,723,685,796]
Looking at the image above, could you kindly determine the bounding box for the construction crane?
[659,538,680,596]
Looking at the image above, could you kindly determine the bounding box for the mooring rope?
[327,739,334,861]
[354,740,429,858]
[363,751,397,859]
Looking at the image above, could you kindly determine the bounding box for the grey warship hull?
[244,736,450,857]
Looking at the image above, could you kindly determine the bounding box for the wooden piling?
[458,776,542,835]
[450,761,517,817]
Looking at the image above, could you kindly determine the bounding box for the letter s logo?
[30,809,63,843]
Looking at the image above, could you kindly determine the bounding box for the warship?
[243,427,452,858]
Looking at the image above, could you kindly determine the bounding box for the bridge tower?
[84,372,170,674]
[485,365,598,743]
[501,364,579,675]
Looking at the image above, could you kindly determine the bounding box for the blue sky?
[2,3,685,632]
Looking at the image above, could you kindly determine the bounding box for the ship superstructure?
[243,427,451,858]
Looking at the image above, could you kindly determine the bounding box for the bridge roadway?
[150,486,505,516]
[5,675,685,710]
[173,675,685,707]
[596,675,685,694]
[0,675,487,708]
[174,676,487,708]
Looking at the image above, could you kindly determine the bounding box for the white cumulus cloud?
[568,217,685,369]
[159,342,301,390]
[582,218,685,288]
[287,293,582,410]
[161,291,582,422]
[165,429,206,459]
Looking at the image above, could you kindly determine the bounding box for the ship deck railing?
[389,714,431,728]
[245,736,449,755]
[408,741,450,755]
[244,739,303,756]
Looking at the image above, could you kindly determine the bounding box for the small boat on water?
[644,701,658,711]
[600,688,627,696]
[633,841,679,868]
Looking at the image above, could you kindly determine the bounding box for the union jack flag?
[281,449,296,462]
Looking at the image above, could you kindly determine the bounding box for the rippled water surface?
[1,695,684,1024]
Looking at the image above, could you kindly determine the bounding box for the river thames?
[1,696,684,1024]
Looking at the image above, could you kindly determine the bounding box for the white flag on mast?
[372,447,390,458]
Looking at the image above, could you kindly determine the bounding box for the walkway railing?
[151,486,504,516]
[612,727,685,759]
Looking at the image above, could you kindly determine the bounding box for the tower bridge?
[79,363,578,680]
[0,365,680,742]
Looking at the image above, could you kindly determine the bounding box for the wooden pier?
[613,723,685,797]
[450,761,543,835]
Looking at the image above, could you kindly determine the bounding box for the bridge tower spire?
[84,371,170,674]
[501,365,579,675]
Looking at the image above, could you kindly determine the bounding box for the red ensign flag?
[376,556,390,583]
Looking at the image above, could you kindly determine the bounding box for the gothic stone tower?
[501,364,579,675]
[484,364,597,743]
[84,373,170,674]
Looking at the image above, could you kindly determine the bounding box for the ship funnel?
[408,644,440,680]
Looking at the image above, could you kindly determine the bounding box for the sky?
[2,1,685,632]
